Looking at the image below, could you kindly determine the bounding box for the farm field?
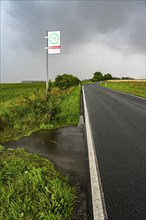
[101,80,146,98]
[0,82,46,111]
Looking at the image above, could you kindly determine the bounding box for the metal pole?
[46,31,48,92]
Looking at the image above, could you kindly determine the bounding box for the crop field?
[101,80,146,98]
[0,82,46,110]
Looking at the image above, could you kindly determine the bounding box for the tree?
[54,74,80,90]
[103,73,112,80]
[122,77,134,80]
[92,72,103,82]
[54,75,62,87]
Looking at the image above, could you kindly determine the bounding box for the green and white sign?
[48,31,60,54]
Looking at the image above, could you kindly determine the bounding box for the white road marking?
[82,86,107,220]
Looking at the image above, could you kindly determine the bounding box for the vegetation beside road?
[1,73,144,219]
[0,76,81,219]
[101,80,146,98]
[54,74,80,90]
[0,83,81,143]
[0,146,75,220]
[57,86,81,126]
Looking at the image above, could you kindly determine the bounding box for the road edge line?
[82,86,107,220]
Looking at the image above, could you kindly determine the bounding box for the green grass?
[57,86,81,126]
[0,147,75,220]
[0,84,81,219]
[0,82,45,102]
[0,89,59,143]
[101,81,146,98]
[0,83,81,143]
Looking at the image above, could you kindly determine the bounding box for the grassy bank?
[0,83,81,219]
[0,84,81,143]
[101,80,146,98]
[57,86,81,126]
[0,146,75,220]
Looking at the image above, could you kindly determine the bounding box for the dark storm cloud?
[77,0,145,54]
[5,0,145,54]
[7,1,84,53]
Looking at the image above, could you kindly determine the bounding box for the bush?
[55,74,80,90]
[0,90,60,131]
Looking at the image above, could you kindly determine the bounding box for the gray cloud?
[6,0,145,54]
[1,0,145,82]
[77,1,145,54]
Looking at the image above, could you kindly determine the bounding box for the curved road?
[84,83,146,220]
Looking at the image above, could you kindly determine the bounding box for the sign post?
[45,31,61,92]
[48,31,61,54]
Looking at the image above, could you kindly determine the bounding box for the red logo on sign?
[48,46,60,49]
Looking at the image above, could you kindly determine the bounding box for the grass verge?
[0,85,81,143]
[57,86,81,126]
[0,84,81,219]
[101,81,146,98]
[0,146,75,220]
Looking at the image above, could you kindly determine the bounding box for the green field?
[0,82,46,111]
[101,80,146,98]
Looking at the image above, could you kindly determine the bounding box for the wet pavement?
[4,117,93,220]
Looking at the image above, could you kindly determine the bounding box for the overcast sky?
[0,0,145,83]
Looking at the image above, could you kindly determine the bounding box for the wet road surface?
[84,83,146,220]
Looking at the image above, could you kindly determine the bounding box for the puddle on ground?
[3,116,92,219]
[4,117,87,185]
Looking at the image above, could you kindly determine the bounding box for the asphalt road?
[84,83,146,220]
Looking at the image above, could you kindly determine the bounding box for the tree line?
[92,72,112,82]
[51,72,134,90]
